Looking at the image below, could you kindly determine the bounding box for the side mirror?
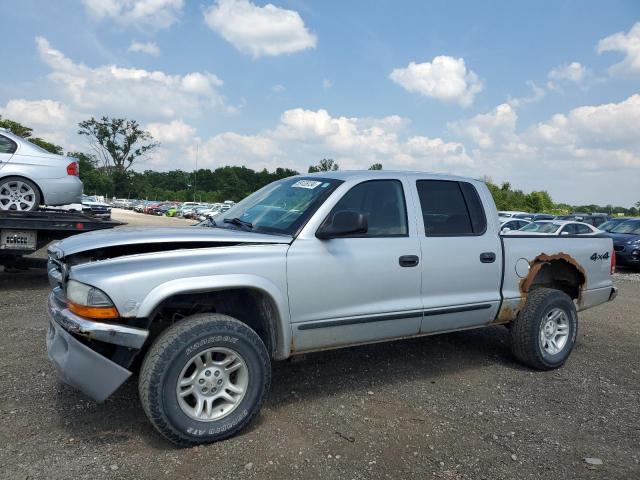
[316,210,368,239]
[560,231,570,235]
[501,227,511,232]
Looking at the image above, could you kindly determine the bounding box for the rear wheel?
[139,313,271,446]
[0,176,41,211]
[510,288,578,370]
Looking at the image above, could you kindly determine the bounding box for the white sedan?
[506,220,600,236]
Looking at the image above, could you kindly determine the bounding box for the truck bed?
[498,233,615,321]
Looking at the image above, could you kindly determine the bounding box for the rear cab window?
[415,180,487,236]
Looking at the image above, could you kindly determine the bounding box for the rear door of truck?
[411,178,502,333]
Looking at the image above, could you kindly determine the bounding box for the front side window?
[220,177,342,235]
[325,180,408,236]
[562,224,577,234]
[0,135,17,154]
[416,180,487,236]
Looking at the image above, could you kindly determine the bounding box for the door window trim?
[317,179,410,238]
[415,179,488,237]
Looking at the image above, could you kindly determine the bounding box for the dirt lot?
[0,210,638,479]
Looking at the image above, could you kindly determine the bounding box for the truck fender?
[137,274,292,360]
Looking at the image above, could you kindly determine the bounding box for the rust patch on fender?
[492,252,587,324]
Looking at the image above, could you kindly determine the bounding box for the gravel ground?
[0,211,638,479]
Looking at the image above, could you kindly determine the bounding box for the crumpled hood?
[51,226,292,257]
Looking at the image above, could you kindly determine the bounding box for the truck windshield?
[610,220,640,235]
[217,177,342,235]
[520,222,561,233]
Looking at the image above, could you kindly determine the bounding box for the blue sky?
[1,0,639,205]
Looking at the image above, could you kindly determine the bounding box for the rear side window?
[327,180,408,236]
[0,135,17,154]
[575,224,592,234]
[562,224,577,234]
[416,180,487,236]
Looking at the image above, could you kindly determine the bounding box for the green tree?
[308,158,339,173]
[30,137,63,155]
[0,117,33,138]
[0,116,63,154]
[78,117,158,196]
[368,163,383,170]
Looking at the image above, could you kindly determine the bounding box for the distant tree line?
[1,115,638,215]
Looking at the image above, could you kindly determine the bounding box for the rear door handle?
[480,252,496,263]
[399,255,419,267]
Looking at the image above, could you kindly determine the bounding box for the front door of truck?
[413,179,502,333]
[287,178,423,352]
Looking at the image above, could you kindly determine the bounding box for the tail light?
[67,161,79,176]
[610,248,616,275]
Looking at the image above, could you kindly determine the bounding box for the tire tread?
[139,313,270,447]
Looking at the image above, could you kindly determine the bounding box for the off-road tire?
[510,288,578,370]
[139,313,271,446]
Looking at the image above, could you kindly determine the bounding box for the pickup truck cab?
[46,171,617,446]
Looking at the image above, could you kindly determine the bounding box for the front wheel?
[139,314,271,446]
[510,288,578,370]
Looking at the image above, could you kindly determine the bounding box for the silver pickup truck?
[46,171,617,446]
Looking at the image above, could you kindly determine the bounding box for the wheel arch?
[0,174,45,205]
[521,254,586,301]
[137,275,291,360]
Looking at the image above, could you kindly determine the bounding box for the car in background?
[500,218,531,232]
[513,213,555,221]
[112,199,132,209]
[599,217,631,232]
[80,195,112,219]
[0,129,82,211]
[507,220,600,236]
[555,213,610,228]
[498,210,529,219]
[606,219,640,270]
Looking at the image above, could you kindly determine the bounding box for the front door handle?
[399,255,419,267]
[480,252,496,263]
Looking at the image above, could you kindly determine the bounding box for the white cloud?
[128,40,161,56]
[203,0,317,58]
[389,56,483,107]
[547,61,590,89]
[597,22,640,76]
[508,80,546,108]
[528,93,640,151]
[271,84,285,93]
[36,36,225,119]
[82,0,184,29]
[0,99,70,126]
[449,103,519,149]
[323,78,333,89]
[147,120,196,144]
[0,98,78,147]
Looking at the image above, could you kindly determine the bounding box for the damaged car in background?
[45,171,617,446]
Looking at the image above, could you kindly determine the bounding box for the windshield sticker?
[292,180,322,189]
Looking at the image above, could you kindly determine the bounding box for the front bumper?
[46,290,148,401]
